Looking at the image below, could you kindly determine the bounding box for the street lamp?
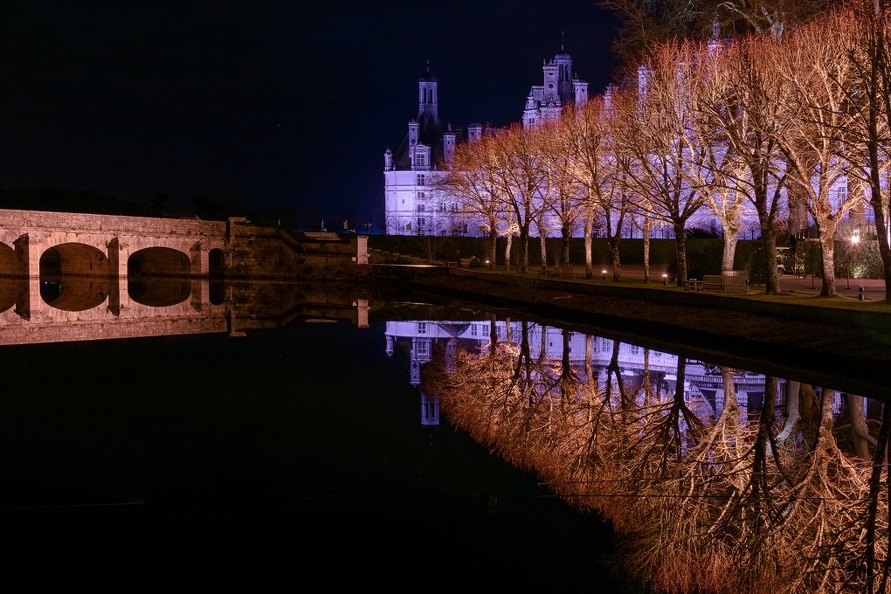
[602,269,607,281]
[662,273,668,286]
[848,228,861,289]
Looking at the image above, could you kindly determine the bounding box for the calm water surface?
[2,312,627,590]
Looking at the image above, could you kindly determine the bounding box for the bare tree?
[488,124,551,274]
[680,39,756,272]
[696,31,793,293]
[772,11,867,296]
[598,0,836,78]
[615,47,708,285]
[439,133,505,266]
[563,92,635,279]
[835,1,891,302]
[539,118,587,271]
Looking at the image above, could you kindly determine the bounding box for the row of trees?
[423,320,891,593]
[441,2,891,299]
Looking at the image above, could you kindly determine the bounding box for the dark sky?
[0,0,618,225]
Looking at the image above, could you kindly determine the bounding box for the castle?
[383,49,588,236]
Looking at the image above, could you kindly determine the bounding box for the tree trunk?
[643,223,651,284]
[504,234,513,272]
[584,211,594,279]
[608,234,621,281]
[722,232,739,273]
[488,224,498,268]
[721,368,740,429]
[561,224,571,267]
[760,228,780,294]
[520,225,530,274]
[777,380,801,444]
[817,232,837,297]
[847,393,877,459]
[538,224,548,272]
[673,221,688,285]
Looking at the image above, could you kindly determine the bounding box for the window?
[418,191,425,199]
[417,174,426,185]
[417,322,426,334]
[836,186,848,208]
[418,204,425,212]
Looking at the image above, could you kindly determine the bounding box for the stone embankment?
[407,267,891,399]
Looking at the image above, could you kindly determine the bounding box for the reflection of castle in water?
[0,275,370,346]
[386,319,850,428]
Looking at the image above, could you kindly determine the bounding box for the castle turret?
[443,125,456,167]
[418,66,438,119]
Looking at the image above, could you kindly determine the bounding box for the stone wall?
[225,222,368,279]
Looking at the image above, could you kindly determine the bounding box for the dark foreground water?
[1,319,629,590]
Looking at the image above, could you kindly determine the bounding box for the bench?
[557,264,574,278]
[683,279,703,292]
[702,271,748,293]
[539,264,573,278]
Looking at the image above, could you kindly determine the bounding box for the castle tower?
[418,64,438,119]
[523,44,587,129]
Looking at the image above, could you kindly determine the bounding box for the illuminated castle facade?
[383,50,587,236]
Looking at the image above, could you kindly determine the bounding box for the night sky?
[0,0,618,228]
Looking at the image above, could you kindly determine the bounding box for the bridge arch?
[39,275,110,312]
[40,243,110,278]
[127,277,190,307]
[0,278,23,313]
[209,248,225,277]
[128,247,191,278]
[38,244,112,312]
[0,242,24,277]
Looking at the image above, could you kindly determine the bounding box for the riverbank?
[405,266,891,399]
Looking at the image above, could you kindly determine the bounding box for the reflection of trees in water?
[422,327,890,594]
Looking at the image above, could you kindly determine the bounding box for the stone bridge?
[0,208,231,322]
[0,208,367,323]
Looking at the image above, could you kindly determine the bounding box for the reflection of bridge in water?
[0,276,369,346]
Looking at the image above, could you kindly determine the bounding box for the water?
[1,303,628,590]
[5,281,884,591]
